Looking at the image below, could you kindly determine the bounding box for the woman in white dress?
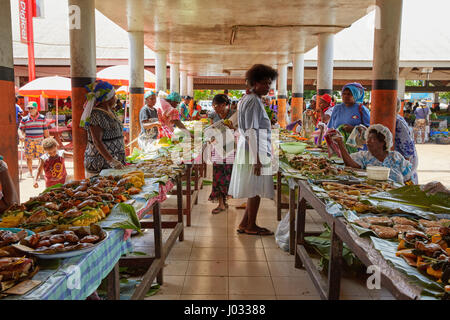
[228,64,278,236]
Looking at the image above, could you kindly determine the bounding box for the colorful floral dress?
[350,150,413,185]
[157,99,180,137]
[395,115,418,184]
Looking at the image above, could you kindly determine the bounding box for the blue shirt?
[328,103,370,129]
[350,150,412,185]
[395,115,418,184]
[15,104,23,124]
[414,106,429,120]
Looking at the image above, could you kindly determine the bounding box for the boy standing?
[33,137,71,188]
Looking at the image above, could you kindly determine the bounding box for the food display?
[0,246,37,293]
[20,224,107,257]
[289,155,348,178]
[0,173,145,232]
[0,230,28,248]
[396,226,450,295]
[136,158,185,179]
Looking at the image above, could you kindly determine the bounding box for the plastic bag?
[275,212,291,252]
[346,125,367,149]
[324,128,342,158]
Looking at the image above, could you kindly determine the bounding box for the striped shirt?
[19,114,48,139]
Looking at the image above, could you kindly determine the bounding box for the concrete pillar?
[0,0,19,194]
[128,31,144,151]
[170,63,180,93]
[277,64,288,128]
[291,52,304,123]
[187,75,194,97]
[371,0,403,135]
[180,70,188,96]
[317,33,334,103]
[155,50,167,92]
[69,0,96,180]
[398,77,406,116]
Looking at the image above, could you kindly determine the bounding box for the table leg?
[153,202,164,285]
[295,187,307,269]
[106,263,120,300]
[277,171,282,221]
[289,185,296,255]
[177,174,184,241]
[327,221,343,300]
[186,164,192,227]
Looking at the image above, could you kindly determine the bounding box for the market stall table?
[48,126,73,151]
[291,179,423,300]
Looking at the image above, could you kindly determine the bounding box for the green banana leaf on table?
[370,236,445,300]
[369,185,450,216]
[100,202,142,234]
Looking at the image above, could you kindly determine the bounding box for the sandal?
[236,203,246,209]
[236,227,246,234]
[244,227,274,236]
[212,207,226,214]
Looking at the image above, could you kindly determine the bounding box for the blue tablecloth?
[15,229,132,300]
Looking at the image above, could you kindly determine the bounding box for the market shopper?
[313,94,334,125]
[0,157,19,213]
[178,95,191,121]
[328,83,370,132]
[33,137,71,189]
[157,92,191,137]
[208,94,236,214]
[413,101,430,143]
[139,91,160,146]
[81,81,125,176]
[394,98,418,184]
[19,101,50,178]
[228,64,278,236]
[329,124,413,185]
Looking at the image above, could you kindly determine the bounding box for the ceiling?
[96,0,375,76]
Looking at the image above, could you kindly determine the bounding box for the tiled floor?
[136,179,395,301]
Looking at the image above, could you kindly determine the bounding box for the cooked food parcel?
[0,173,145,232]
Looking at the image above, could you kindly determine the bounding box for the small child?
[33,137,72,189]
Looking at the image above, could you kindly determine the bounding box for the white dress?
[228,93,275,199]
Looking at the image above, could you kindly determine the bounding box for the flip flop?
[244,228,274,236]
[212,207,226,214]
[236,227,246,234]
[236,203,247,209]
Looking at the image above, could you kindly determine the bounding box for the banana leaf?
[42,183,63,194]
[100,203,142,234]
[342,210,377,237]
[369,185,450,215]
[370,236,445,299]
[305,224,364,273]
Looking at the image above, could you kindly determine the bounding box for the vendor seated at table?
[0,157,19,214]
[328,83,371,133]
[328,124,413,185]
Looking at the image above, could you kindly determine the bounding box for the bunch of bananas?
[122,171,145,188]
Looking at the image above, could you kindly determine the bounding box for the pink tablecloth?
[123,179,175,240]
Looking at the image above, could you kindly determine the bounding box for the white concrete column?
[0,0,19,192]
[170,63,180,93]
[317,33,334,96]
[69,0,96,180]
[371,0,403,135]
[277,63,288,128]
[397,77,405,101]
[291,52,304,122]
[128,31,144,149]
[155,50,167,92]
[180,70,188,96]
[187,75,194,97]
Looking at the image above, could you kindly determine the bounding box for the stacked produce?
[0,173,145,232]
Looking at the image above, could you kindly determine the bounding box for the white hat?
[366,124,393,150]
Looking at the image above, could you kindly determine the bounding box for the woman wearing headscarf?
[157,91,191,137]
[228,64,278,236]
[329,124,413,185]
[328,83,371,132]
[394,98,418,184]
[81,80,125,176]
